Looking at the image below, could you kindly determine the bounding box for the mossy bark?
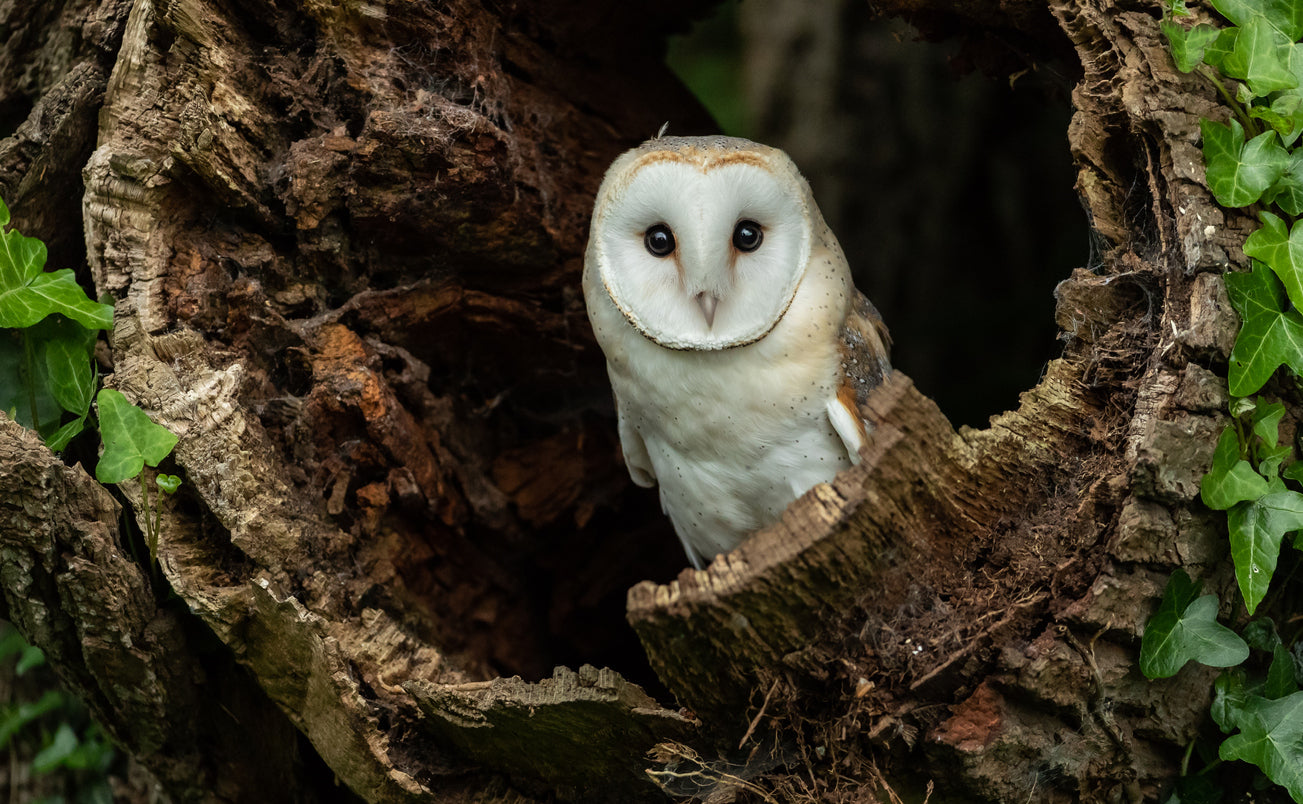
[0,0,1256,801]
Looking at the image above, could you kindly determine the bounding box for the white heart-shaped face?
[587,142,814,350]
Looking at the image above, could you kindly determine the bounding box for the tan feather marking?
[635,150,699,166]
[633,148,772,172]
[836,380,868,444]
[701,151,771,170]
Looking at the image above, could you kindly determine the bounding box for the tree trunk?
[0,0,1251,802]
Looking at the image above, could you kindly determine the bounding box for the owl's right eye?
[644,224,676,257]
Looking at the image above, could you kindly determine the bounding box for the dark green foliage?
[0,195,183,572]
[0,623,114,803]
[1151,1,1303,800]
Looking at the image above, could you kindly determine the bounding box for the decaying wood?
[0,414,358,803]
[626,365,1109,724]
[409,666,698,800]
[0,0,1265,801]
[628,375,968,721]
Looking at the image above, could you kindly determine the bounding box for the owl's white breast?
[585,232,855,565]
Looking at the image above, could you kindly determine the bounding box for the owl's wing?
[826,289,892,463]
[614,389,657,488]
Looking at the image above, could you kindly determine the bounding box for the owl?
[583,135,891,569]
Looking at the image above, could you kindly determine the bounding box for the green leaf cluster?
[0,623,115,803]
[1200,398,1303,613]
[95,388,182,567]
[1210,621,1303,801]
[1165,0,1303,208]
[1154,1,1303,800]
[0,197,112,449]
[0,194,183,574]
[1142,585,1303,801]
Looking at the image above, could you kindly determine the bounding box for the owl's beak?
[695,292,719,328]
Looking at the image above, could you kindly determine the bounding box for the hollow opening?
[229,1,1091,702]
[372,4,1091,695]
[421,5,1088,692]
[667,2,1085,429]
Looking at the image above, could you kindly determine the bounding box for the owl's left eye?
[644,224,676,257]
[732,220,763,252]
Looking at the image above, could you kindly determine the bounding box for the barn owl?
[583,135,891,569]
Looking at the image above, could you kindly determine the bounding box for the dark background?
[668,0,1085,429]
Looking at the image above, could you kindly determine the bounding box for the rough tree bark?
[0,0,1255,802]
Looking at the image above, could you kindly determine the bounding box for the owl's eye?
[644,224,676,257]
[733,220,763,252]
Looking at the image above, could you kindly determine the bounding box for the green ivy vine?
[0,195,188,797]
[0,195,181,564]
[1141,1,1303,801]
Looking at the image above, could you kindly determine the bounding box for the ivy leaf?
[0,328,60,435]
[1258,87,1303,146]
[0,199,112,330]
[46,336,93,416]
[1259,442,1292,476]
[1285,460,1303,483]
[0,689,62,749]
[29,315,96,417]
[1252,398,1291,474]
[1213,669,1253,733]
[1202,119,1290,208]
[0,317,95,449]
[15,644,44,676]
[1226,490,1303,613]
[44,416,85,453]
[155,473,182,494]
[1254,399,1292,475]
[1264,148,1303,212]
[1202,425,1270,509]
[1225,260,1303,395]
[32,723,80,775]
[1254,399,1284,435]
[1211,0,1303,41]
[1242,617,1283,651]
[0,268,114,331]
[1219,16,1299,97]
[0,628,27,661]
[1244,212,1303,307]
[1218,691,1303,800]
[0,197,44,290]
[1162,20,1223,72]
[1140,570,1250,679]
[95,389,178,484]
[1252,104,1293,136]
[1205,27,1238,68]
[0,197,113,331]
[1232,396,1258,417]
[1266,645,1299,698]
